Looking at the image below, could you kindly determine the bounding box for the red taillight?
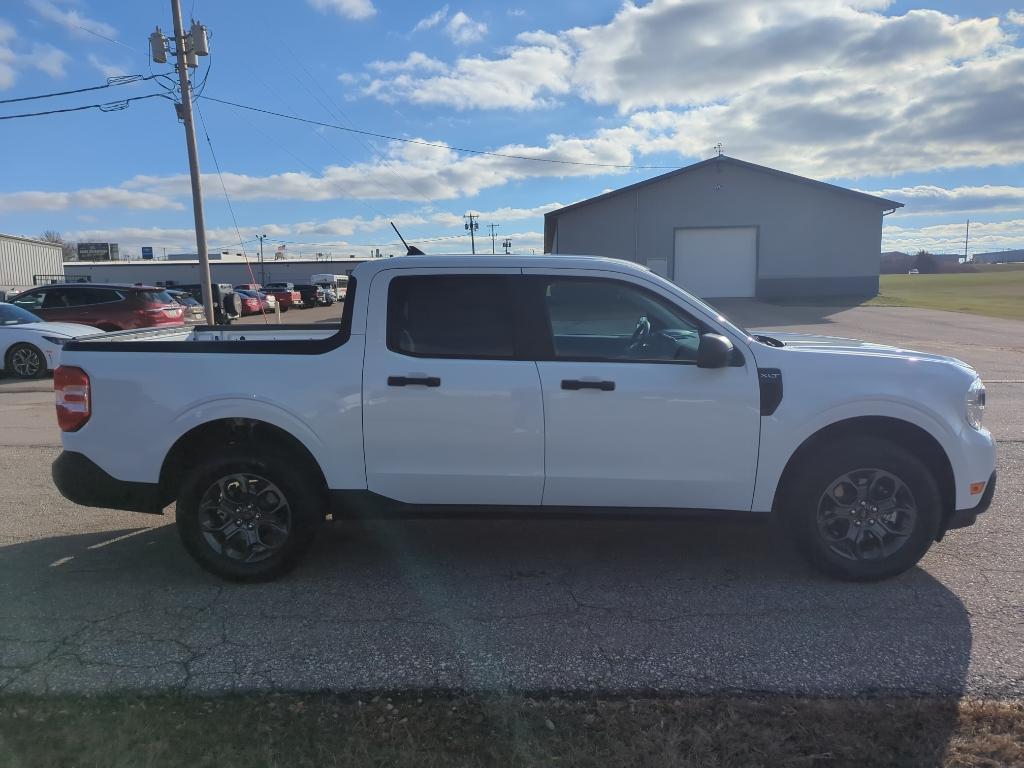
[54,366,91,432]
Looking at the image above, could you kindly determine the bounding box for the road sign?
[141,247,154,260]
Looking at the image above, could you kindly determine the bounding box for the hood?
[752,331,974,370]
[17,321,103,338]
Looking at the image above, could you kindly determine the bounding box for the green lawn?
[2,693,1023,767]
[867,264,1024,321]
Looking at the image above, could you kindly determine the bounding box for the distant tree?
[40,230,78,261]
[912,250,938,274]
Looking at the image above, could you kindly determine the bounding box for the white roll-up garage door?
[673,227,757,298]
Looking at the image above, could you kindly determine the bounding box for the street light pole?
[257,234,267,286]
[165,0,214,323]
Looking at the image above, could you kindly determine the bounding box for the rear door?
[361,268,545,505]
[523,268,761,511]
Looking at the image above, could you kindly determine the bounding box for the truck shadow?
[0,517,971,763]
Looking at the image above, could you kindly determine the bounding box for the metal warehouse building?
[544,156,903,299]
[0,233,64,295]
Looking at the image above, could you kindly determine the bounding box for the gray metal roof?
[544,155,905,219]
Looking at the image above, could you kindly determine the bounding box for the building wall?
[0,234,64,293]
[62,258,370,287]
[550,160,886,297]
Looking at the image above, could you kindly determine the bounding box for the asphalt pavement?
[0,303,1021,695]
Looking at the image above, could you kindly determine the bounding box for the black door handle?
[388,376,441,387]
[561,379,615,391]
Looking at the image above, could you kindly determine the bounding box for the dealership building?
[544,155,903,299]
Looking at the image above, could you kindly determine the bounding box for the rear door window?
[387,275,517,359]
[75,288,122,305]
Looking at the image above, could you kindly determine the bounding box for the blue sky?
[1,0,1022,258]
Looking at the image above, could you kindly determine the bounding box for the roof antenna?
[391,222,425,255]
[714,141,724,157]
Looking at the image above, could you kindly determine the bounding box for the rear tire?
[782,437,942,581]
[6,343,45,379]
[176,446,324,582]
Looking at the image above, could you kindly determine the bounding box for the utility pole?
[964,219,970,263]
[257,233,267,285]
[502,237,512,255]
[464,212,479,254]
[152,3,213,323]
[487,223,499,254]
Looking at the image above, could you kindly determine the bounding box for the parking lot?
[1,302,1022,696]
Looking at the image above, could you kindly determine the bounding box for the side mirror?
[697,333,734,369]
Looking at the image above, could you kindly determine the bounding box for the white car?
[0,303,101,379]
[50,255,996,583]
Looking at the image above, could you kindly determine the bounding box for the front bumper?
[945,470,997,532]
[52,451,165,515]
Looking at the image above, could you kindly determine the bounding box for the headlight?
[42,336,68,346]
[966,378,986,430]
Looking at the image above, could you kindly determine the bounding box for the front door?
[362,269,545,506]
[524,270,761,511]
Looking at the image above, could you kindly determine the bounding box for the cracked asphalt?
[0,304,1022,695]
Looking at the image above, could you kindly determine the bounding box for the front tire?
[176,447,324,581]
[6,343,46,379]
[782,437,942,581]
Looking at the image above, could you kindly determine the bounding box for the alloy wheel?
[816,467,918,561]
[10,346,42,377]
[197,473,292,563]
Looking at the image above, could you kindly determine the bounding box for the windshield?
[0,303,42,325]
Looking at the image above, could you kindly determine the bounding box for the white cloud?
[0,19,69,89]
[363,32,573,109]
[307,0,376,21]
[29,0,116,39]
[883,218,1024,253]
[446,11,487,44]
[86,54,125,79]
[356,0,1024,179]
[413,5,449,33]
[861,185,1024,215]
[27,43,67,77]
[367,52,447,74]
[1007,10,1024,26]
[0,187,181,212]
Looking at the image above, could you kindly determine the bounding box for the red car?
[7,283,184,331]
[261,282,303,312]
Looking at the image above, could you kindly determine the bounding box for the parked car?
[292,284,329,308]
[908,268,920,275]
[0,302,100,379]
[234,283,263,292]
[235,290,267,316]
[175,284,243,325]
[167,290,206,325]
[6,283,184,331]
[262,282,303,311]
[52,255,996,583]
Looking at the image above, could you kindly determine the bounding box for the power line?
[0,93,168,121]
[0,74,160,105]
[199,95,680,170]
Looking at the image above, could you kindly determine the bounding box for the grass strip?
[1,692,1022,767]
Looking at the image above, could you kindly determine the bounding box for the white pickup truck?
[52,255,996,582]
